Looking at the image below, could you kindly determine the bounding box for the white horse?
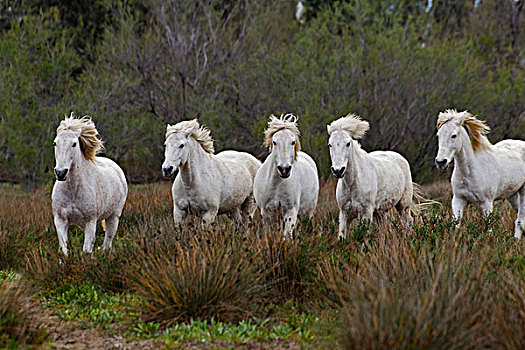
[52,114,128,256]
[162,119,261,226]
[254,114,319,238]
[435,109,525,238]
[327,114,414,240]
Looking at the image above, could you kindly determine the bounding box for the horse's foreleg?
[82,220,97,253]
[452,196,467,227]
[283,208,298,240]
[515,187,524,239]
[480,201,494,217]
[201,210,218,226]
[359,207,374,223]
[102,215,119,251]
[229,208,243,222]
[338,210,348,240]
[54,216,69,256]
[173,205,187,225]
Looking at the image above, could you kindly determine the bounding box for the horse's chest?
[59,202,95,225]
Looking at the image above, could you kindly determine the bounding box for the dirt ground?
[35,304,300,350]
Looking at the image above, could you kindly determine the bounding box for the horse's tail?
[411,183,441,217]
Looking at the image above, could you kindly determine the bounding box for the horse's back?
[494,139,525,163]
[94,157,128,213]
[217,150,261,178]
[369,150,412,208]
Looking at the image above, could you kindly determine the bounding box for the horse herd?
[51,110,525,256]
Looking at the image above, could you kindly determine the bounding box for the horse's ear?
[456,111,469,125]
[326,124,331,134]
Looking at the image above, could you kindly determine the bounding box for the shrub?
[0,278,47,347]
[319,222,497,349]
[130,228,266,324]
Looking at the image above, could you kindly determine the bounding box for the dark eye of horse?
[451,134,457,139]
[179,144,184,149]
[346,142,351,147]
[291,140,295,145]
[53,142,56,147]
[328,144,332,148]
[272,141,276,146]
[72,142,77,147]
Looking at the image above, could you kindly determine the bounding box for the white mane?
[166,119,214,154]
[264,114,301,157]
[436,109,491,152]
[327,114,370,139]
[57,113,104,162]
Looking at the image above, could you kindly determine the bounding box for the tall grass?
[1,181,525,347]
[0,277,47,347]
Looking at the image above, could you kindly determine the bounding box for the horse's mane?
[327,114,370,139]
[436,109,491,152]
[57,113,103,162]
[166,119,214,154]
[264,114,301,158]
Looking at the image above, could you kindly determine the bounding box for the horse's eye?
[53,142,56,147]
[346,142,351,147]
[179,144,184,149]
[328,144,332,148]
[72,142,77,147]
[291,140,295,145]
[272,141,276,145]
[451,134,457,139]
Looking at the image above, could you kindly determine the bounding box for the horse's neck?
[64,157,93,192]
[454,133,481,178]
[180,139,212,188]
[342,142,370,188]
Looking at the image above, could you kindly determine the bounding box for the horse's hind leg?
[508,193,519,212]
[82,220,97,253]
[395,199,413,228]
[515,187,524,239]
[102,215,120,251]
[241,194,257,222]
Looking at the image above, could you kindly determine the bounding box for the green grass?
[43,283,130,327]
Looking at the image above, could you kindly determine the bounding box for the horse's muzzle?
[162,166,175,177]
[435,158,449,170]
[54,168,68,181]
[331,166,346,179]
[277,164,292,178]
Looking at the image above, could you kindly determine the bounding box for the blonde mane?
[166,119,214,154]
[264,114,301,158]
[436,109,491,152]
[327,113,370,139]
[57,113,103,162]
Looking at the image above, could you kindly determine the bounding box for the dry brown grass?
[0,277,47,347]
[2,180,525,347]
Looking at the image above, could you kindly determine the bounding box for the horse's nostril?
[163,166,174,176]
[54,168,68,180]
[340,166,346,173]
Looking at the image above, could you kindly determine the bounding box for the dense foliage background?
[1,0,524,187]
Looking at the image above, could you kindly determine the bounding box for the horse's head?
[327,114,369,179]
[327,130,353,178]
[53,129,82,181]
[162,125,193,177]
[271,129,298,178]
[435,116,464,170]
